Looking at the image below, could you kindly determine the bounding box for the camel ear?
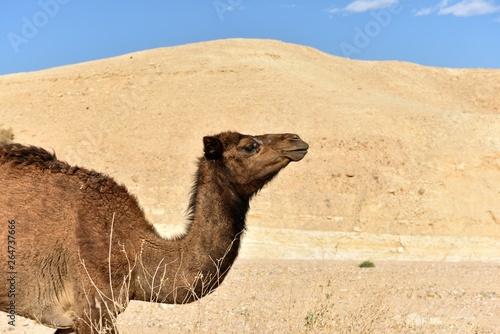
[203,136,223,159]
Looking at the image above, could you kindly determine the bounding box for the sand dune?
[1,39,499,261]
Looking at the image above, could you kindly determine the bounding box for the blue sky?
[1,0,499,75]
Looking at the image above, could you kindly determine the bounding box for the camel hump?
[0,143,70,172]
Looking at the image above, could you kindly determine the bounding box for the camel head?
[203,132,308,196]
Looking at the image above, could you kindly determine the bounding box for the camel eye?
[241,142,259,154]
[244,145,256,153]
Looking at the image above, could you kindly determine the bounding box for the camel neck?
[132,159,249,304]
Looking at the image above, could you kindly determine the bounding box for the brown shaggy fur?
[0,132,308,334]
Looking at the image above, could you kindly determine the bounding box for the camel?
[0,131,308,333]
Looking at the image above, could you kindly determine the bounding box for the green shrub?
[358,261,375,268]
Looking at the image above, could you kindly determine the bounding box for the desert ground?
[1,39,499,333]
[2,261,499,333]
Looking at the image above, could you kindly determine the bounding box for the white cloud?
[439,0,454,7]
[326,0,399,16]
[415,0,500,17]
[414,7,434,16]
[414,0,452,16]
[279,4,299,10]
[325,6,341,14]
[345,0,399,13]
[438,0,500,16]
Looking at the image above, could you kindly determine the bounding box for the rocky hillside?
[1,39,499,242]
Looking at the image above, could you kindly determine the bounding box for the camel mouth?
[284,149,308,161]
[283,139,309,161]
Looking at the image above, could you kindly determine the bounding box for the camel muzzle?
[282,135,309,161]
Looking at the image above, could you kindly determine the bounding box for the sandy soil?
[2,260,499,333]
[1,39,499,333]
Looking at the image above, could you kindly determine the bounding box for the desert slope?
[1,39,499,260]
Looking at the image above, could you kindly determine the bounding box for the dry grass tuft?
[0,125,14,144]
[77,214,235,333]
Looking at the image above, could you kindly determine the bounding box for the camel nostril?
[288,134,300,141]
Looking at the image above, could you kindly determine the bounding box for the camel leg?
[54,329,75,334]
[53,316,118,334]
[73,317,118,334]
[54,327,118,334]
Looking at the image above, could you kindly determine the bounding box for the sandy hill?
[1,39,499,260]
